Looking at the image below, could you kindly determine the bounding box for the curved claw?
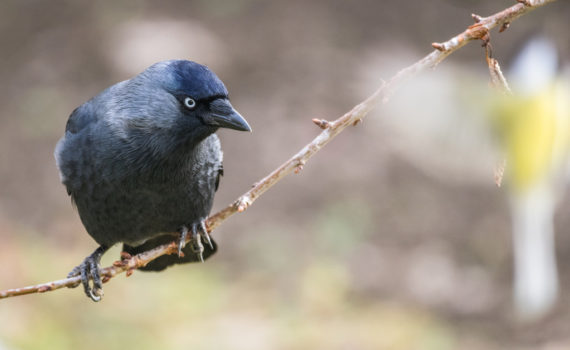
[178,226,189,257]
[89,289,102,302]
[67,245,108,302]
[198,221,214,250]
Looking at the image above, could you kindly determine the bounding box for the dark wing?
[56,103,102,197]
[215,163,223,191]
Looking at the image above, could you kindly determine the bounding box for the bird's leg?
[190,223,205,263]
[178,225,189,257]
[67,245,108,302]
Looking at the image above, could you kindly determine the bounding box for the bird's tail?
[122,234,217,272]
[510,184,558,319]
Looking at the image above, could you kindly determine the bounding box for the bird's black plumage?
[55,60,251,301]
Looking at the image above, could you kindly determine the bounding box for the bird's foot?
[67,245,108,302]
[190,220,213,263]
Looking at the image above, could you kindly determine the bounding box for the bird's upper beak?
[206,98,252,132]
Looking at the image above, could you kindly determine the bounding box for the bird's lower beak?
[207,98,252,132]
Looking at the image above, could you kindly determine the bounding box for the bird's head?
[121,60,251,151]
[166,60,251,133]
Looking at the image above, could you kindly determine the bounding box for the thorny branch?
[0,0,558,300]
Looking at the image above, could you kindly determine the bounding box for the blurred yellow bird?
[491,37,570,319]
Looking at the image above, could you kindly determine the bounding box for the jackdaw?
[55,60,251,301]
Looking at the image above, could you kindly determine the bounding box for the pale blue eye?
[184,97,196,109]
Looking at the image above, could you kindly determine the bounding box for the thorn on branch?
[516,0,531,6]
[312,118,331,129]
[165,241,179,257]
[353,118,362,126]
[499,22,510,32]
[236,196,252,212]
[432,42,446,51]
[113,251,132,268]
[471,13,483,23]
[38,285,52,293]
[294,159,305,174]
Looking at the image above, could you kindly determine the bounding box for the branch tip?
[471,13,483,22]
[312,118,331,129]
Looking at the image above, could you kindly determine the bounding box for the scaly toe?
[70,246,108,301]
[191,223,205,263]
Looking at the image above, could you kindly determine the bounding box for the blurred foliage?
[1,233,456,350]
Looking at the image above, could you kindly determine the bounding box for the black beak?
[206,98,252,132]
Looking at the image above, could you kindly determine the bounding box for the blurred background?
[1,0,569,349]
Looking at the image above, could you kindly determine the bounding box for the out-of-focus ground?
[1,1,570,349]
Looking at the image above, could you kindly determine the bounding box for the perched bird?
[55,60,251,301]
[491,38,570,319]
